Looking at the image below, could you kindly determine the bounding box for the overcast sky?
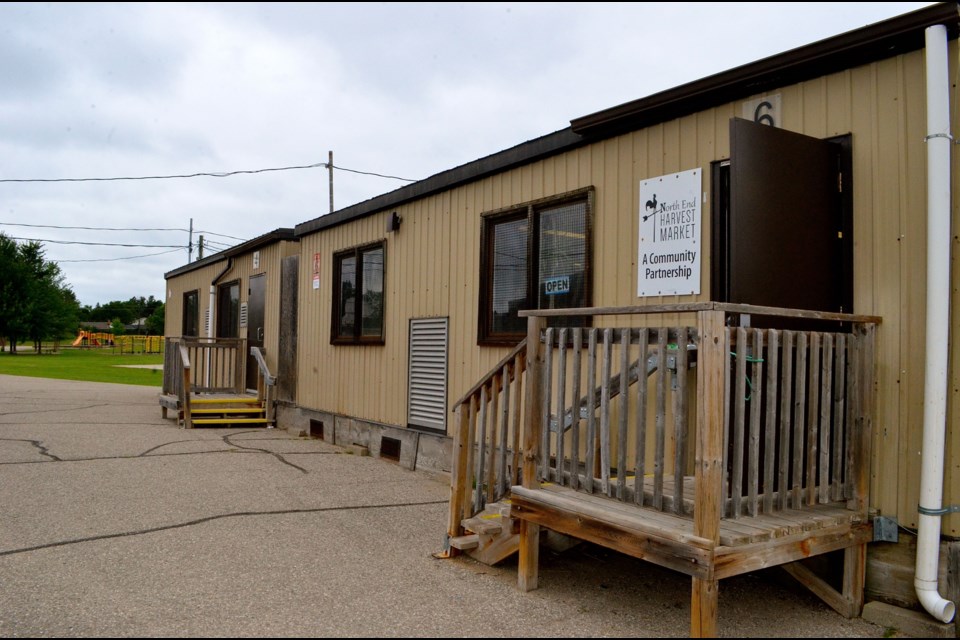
[0,2,936,307]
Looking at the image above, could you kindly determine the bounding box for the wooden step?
[462,514,505,536]
[191,397,260,405]
[448,534,480,550]
[190,407,265,415]
[191,417,270,425]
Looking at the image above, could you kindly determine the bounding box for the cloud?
[0,1,936,305]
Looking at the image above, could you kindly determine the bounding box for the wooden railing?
[446,339,527,544]
[162,336,247,397]
[445,303,879,548]
[517,303,879,525]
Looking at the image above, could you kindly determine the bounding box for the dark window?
[182,290,199,337]
[479,189,592,344]
[332,242,385,344]
[216,280,240,338]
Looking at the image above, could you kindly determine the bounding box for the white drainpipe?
[914,23,955,625]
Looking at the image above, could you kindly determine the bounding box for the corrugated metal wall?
[164,240,298,377]
[295,44,957,531]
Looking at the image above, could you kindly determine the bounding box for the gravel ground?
[0,373,900,637]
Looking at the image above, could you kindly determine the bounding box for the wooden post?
[841,322,875,615]
[519,315,546,592]
[692,309,725,638]
[179,344,193,430]
[445,402,472,554]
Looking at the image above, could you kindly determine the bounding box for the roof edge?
[164,228,297,280]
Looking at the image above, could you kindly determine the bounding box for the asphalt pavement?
[0,373,899,637]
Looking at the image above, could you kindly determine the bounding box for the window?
[216,280,240,338]
[479,189,592,344]
[332,242,385,344]
[182,290,199,337]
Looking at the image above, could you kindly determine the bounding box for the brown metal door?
[727,118,845,313]
[246,273,266,391]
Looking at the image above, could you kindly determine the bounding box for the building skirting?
[275,401,452,478]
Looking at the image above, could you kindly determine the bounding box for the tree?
[145,303,165,336]
[0,234,81,353]
[110,318,126,336]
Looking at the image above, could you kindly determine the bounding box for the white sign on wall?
[637,168,701,297]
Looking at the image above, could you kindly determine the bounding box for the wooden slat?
[731,326,747,519]
[600,328,613,497]
[654,328,667,510]
[557,329,568,486]
[819,334,834,503]
[674,326,689,514]
[806,332,821,507]
[486,374,499,504]
[763,329,779,514]
[779,331,795,511]
[475,383,488,513]
[618,329,630,501]
[463,395,478,517]
[792,332,808,510]
[570,329,582,491]
[831,334,846,502]
[722,327,732,517]
[748,328,763,517]
[634,328,649,506]
[844,334,859,501]
[511,353,524,488]
[586,328,598,494]
[541,328,553,482]
[498,363,511,497]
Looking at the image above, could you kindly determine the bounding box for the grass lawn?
[0,347,164,387]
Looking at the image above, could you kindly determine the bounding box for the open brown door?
[721,118,848,314]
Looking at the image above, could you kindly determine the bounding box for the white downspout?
[915,23,955,625]
[207,285,216,340]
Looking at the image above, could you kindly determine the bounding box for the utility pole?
[198,235,204,260]
[188,217,194,262]
[328,150,334,214]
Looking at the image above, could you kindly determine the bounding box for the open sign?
[543,276,570,296]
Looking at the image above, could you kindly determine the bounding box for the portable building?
[163,2,960,634]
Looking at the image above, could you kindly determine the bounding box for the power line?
[194,230,247,241]
[1,221,253,245]
[0,221,189,232]
[0,162,327,183]
[54,248,187,263]
[8,236,184,248]
[332,164,416,182]
[0,161,417,184]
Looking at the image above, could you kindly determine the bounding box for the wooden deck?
[445,303,880,638]
[511,483,871,580]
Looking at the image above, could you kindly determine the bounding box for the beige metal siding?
[294,43,958,532]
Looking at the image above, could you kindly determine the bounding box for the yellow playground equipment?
[72,330,113,347]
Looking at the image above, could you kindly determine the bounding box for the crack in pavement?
[0,403,111,417]
[0,438,61,461]
[0,499,448,558]
[222,431,309,474]
[0,449,341,466]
